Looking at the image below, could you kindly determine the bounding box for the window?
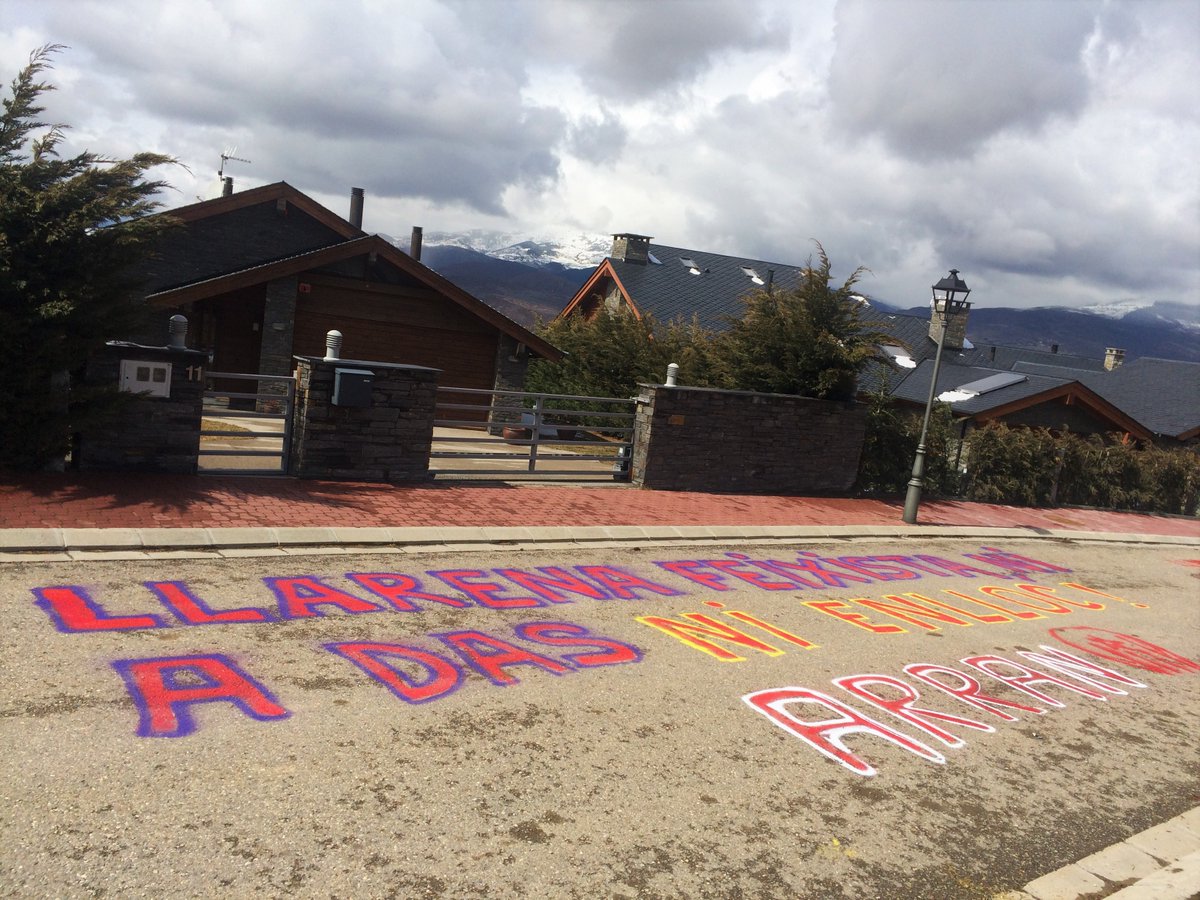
[951,372,1027,397]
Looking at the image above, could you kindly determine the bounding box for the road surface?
[1,536,1197,898]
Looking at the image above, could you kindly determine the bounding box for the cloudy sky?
[3,0,1197,310]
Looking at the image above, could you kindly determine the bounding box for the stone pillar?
[488,334,530,434]
[257,276,298,412]
[259,277,298,376]
[77,341,208,473]
[631,384,867,494]
[289,356,440,482]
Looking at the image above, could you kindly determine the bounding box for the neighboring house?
[137,182,561,397]
[1082,357,1200,445]
[562,233,1198,445]
[864,306,1199,446]
[559,233,809,330]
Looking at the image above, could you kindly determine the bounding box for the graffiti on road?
[22,545,1191,752]
[742,636,1158,777]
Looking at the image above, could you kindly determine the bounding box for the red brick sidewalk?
[2,473,1197,537]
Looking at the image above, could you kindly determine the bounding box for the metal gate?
[431,387,635,481]
[199,372,295,475]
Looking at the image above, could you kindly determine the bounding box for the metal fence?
[431,386,635,481]
[199,372,295,475]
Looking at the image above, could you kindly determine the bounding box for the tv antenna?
[218,147,251,179]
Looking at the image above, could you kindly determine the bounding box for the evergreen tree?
[0,45,175,470]
[717,243,883,401]
[527,307,720,399]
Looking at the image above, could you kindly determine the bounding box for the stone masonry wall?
[290,356,440,482]
[631,384,867,494]
[259,276,298,377]
[77,342,208,473]
[487,334,531,434]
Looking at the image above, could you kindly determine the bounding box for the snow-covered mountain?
[1080,299,1200,332]
[382,230,1200,358]
[422,230,610,271]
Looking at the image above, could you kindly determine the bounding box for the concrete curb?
[1016,806,1200,900]
[0,524,1196,560]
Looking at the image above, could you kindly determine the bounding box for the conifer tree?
[0,45,175,469]
[718,243,883,401]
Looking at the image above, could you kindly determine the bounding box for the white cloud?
[1,0,1196,311]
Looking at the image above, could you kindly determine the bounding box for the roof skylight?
[678,256,702,275]
[951,372,1028,397]
[647,252,662,265]
[740,266,765,285]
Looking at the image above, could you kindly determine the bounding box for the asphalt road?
[2,537,1197,899]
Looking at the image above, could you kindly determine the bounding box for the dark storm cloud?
[22,0,568,213]
[828,0,1098,159]
[567,109,628,165]
[524,0,787,101]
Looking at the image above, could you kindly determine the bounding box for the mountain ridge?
[384,231,1199,363]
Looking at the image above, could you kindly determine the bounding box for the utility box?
[333,367,374,407]
[120,359,172,398]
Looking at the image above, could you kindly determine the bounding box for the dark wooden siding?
[293,277,498,393]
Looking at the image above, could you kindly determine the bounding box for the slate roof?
[864,313,1184,440]
[568,237,1196,442]
[1081,357,1200,439]
[603,244,810,331]
[958,344,1105,373]
[888,361,1067,416]
[141,182,560,361]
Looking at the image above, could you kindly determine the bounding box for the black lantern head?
[932,268,971,314]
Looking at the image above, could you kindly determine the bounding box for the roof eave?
[147,234,562,362]
[556,260,642,321]
[159,181,364,239]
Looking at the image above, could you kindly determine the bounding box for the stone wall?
[77,342,208,473]
[631,384,867,494]
[290,356,440,482]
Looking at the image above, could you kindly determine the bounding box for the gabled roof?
[958,343,1105,373]
[145,184,560,361]
[1082,357,1200,439]
[165,181,364,238]
[889,360,1151,439]
[146,233,561,361]
[561,243,810,331]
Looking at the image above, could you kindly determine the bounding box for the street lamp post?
[902,269,971,524]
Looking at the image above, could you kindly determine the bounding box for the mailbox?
[333,367,374,407]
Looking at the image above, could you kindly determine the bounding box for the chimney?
[1050,343,1059,354]
[929,301,971,351]
[611,233,653,264]
[222,176,233,197]
[1104,347,1126,371]
[349,187,364,229]
[410,226,423,261]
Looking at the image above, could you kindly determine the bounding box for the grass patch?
[200,419,255,445]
